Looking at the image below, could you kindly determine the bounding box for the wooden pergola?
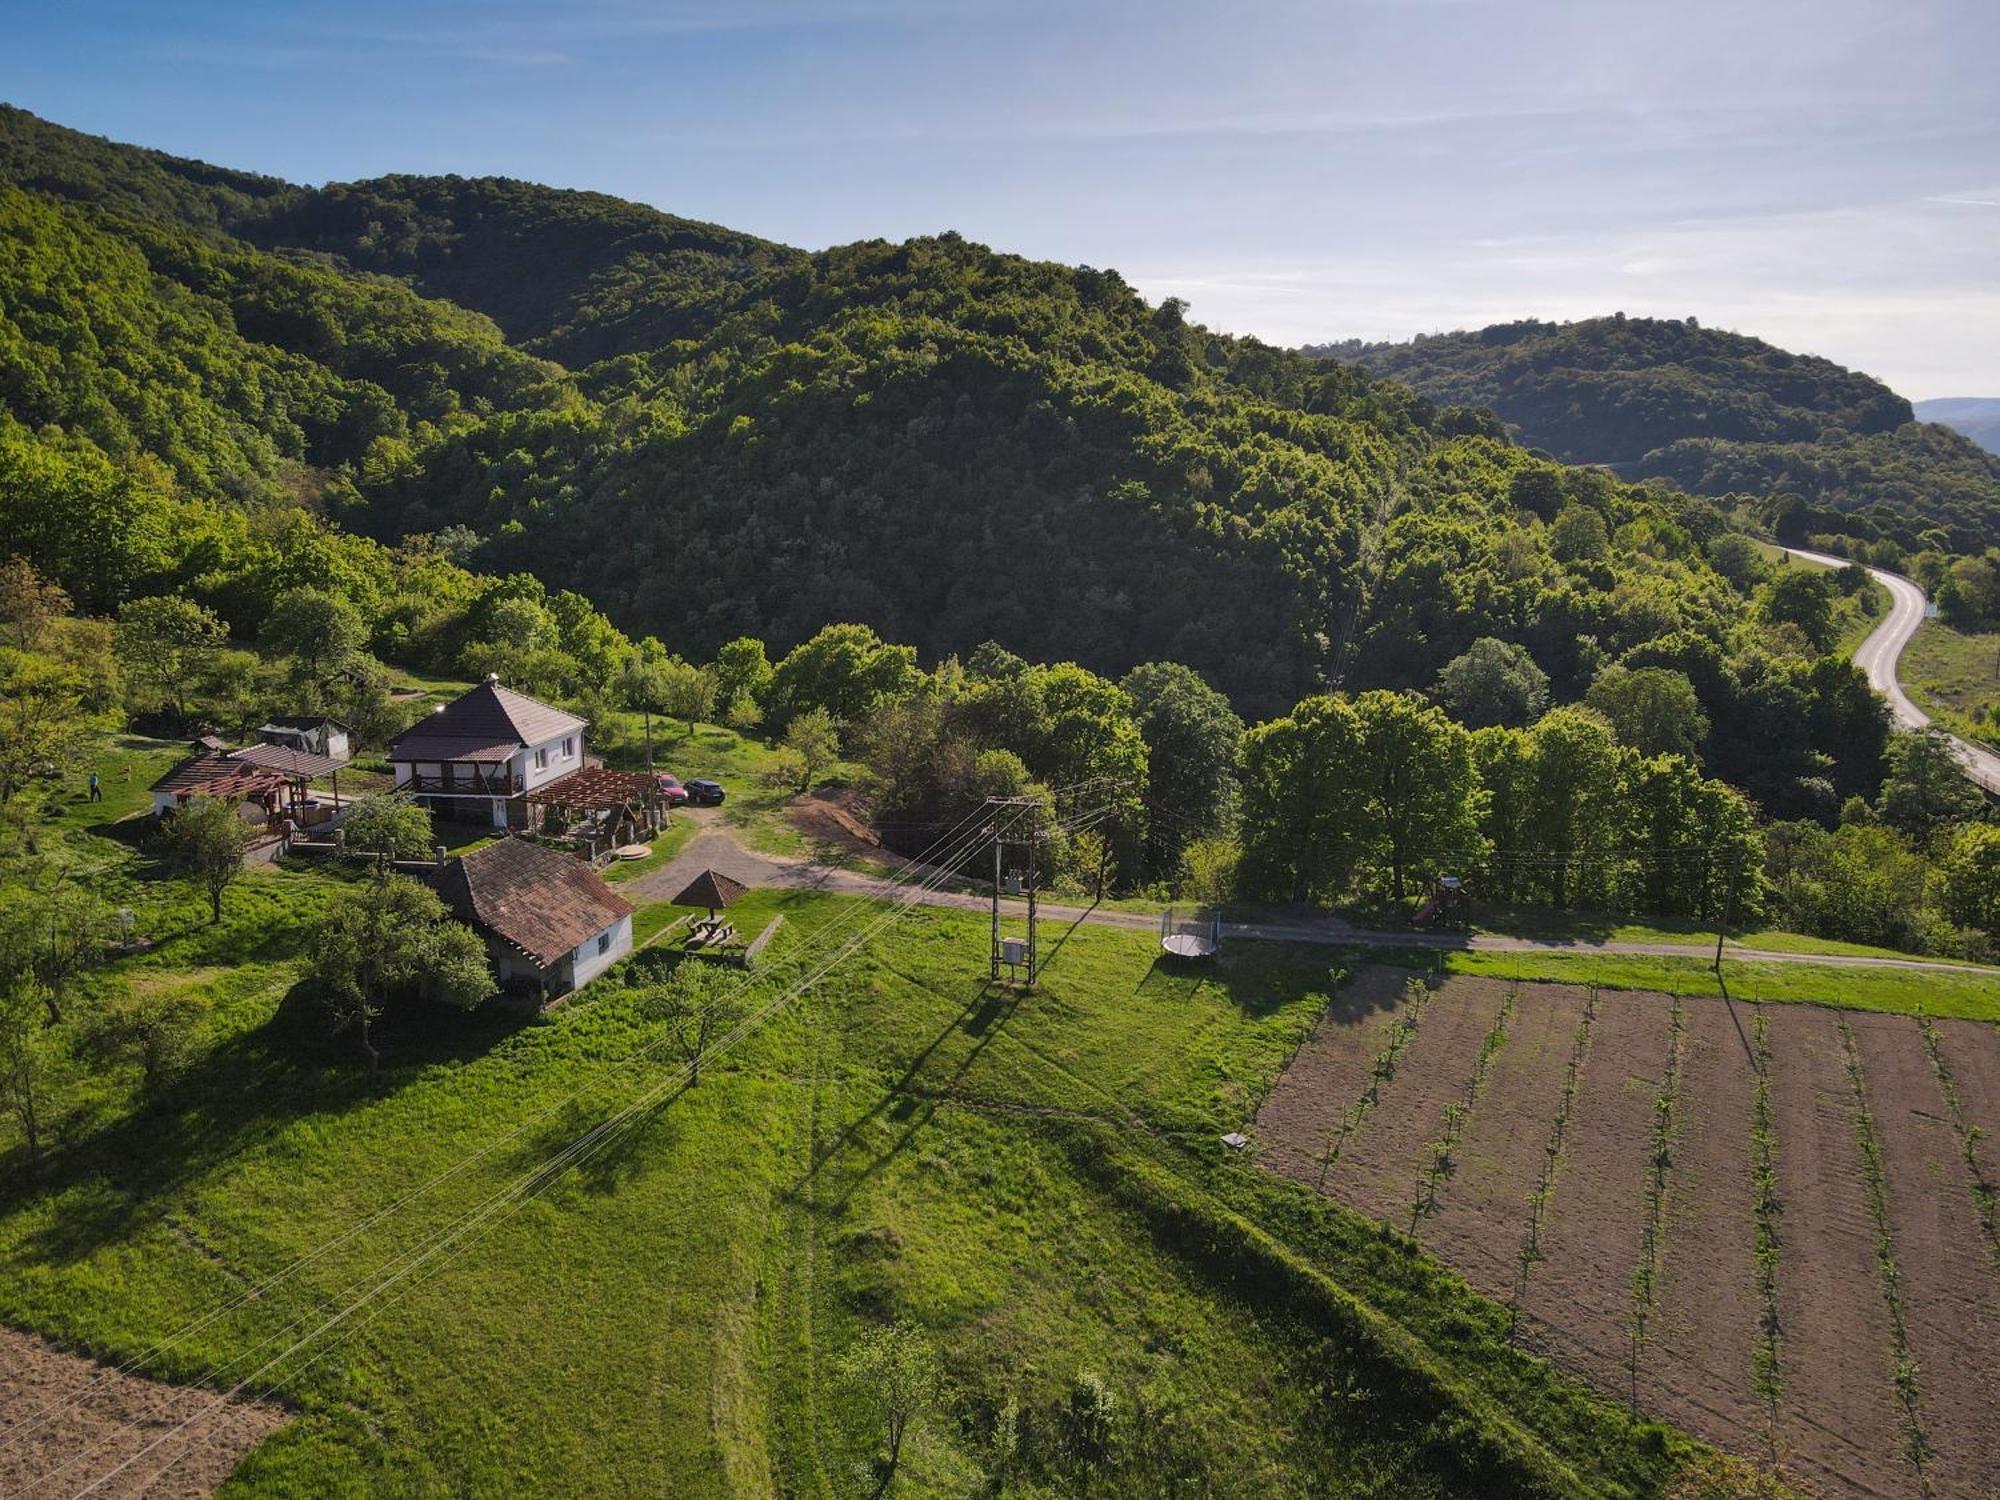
[524,767,665,852]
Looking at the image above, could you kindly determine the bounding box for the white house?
[388,676,587,829]
[435,837,634,1000]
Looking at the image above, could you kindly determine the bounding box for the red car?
[654,773,690,807]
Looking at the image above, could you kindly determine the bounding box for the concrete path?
[1786,546,2000,793]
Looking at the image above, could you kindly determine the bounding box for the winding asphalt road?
[1784,547,2000,794]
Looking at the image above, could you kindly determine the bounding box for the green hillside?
[1315,316,2000,547]
[0,106,1763,722]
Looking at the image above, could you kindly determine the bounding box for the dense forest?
[1315,315,2000,547]
[2,103,1766,723]
[0,106,1978,878]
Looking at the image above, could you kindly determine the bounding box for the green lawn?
[1,869,1762,1495]
[1421,947,2000,1020]
[1457,901,1994,967]
[1901,618,2000,747]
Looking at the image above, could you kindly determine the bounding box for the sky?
[4,0,1996,398]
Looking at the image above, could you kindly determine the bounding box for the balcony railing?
[400,771,522,797]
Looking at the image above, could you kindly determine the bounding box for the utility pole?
[985,796,1042,985]
[1713,847,1741,974]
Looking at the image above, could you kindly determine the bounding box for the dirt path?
[630,820,2000,978]
[1637,993,1765,1459]
[1848,1014,2000,1498]
[0,1325,286,1497]
[1764,1006,1912,1499]
[1511,989,1669,1402]
[1250,967,1416,1185]
[1417,983,1591,1297]
[1322,977,1513,1229]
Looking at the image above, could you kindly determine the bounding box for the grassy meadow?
[1900,617,2000,747]
[4,816,1767,1496]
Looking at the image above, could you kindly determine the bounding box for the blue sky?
[4,0,1995,396]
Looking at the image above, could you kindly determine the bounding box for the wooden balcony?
[400,770,522,797]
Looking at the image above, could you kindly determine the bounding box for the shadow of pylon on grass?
[789,979,1026,1212]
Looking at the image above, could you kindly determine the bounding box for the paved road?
[1786,546,2000,793]
[632,819,2000,977]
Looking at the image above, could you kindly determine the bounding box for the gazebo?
[670,868,747,946]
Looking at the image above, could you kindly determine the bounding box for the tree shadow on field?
[7,981,533,1266]
[1136,943,1414,1029]
[792,979,1024,1212]
[508,1084,692,1202]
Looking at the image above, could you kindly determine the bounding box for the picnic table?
[687,918,738,948]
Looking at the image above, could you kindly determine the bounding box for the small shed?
[257,716,353,764]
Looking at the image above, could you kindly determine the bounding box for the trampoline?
[1160,905,1221,959]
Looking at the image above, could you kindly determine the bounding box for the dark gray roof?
[389,679,586,759]
[437,838,632,968]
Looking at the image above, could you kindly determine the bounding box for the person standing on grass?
[87,770,102,803]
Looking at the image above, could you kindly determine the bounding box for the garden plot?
[1249,965,1418,1187]
[1846,1013,2000,1497]
[1253,968,2000,1500]
[1418,982,1591,1296]
[0,1325,286,1497]
[1318,976,1514,1227]
[1635,994,1764,1458]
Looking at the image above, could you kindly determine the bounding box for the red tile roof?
[436,838,633,969]
[227,742,344,777]
[149,751,291,800]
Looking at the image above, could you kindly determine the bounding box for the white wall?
[518,731,583,793]
[567,912,633,990]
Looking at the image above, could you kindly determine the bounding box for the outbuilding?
[435,838,634,1000]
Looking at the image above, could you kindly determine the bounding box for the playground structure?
[1160,905,1221,959]
[1412,875,1469,928]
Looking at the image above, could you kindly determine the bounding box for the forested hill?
[0,105,1761,718]
[1312,316,2000,547]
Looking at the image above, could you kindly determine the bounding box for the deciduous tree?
[158,794,250,923]
[302,876,491,1079]
[116,595,227,727]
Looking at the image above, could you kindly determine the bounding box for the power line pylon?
[985,796,1041,985]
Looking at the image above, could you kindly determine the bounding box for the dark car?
[654,773,690,807]
[684,777,726,806]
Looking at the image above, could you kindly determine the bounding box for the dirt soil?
[1258,978,2000,1500]
[0,1325,287,1497]
[1321,976,1514,1229]
[1509,987,1669,1401]
[1417,982,1593,1298]
[1757,1006,1911,1498]
[1847,1012,2000,1498]
[1932,1018,2000,1216]
[784,785,882,855]
[1250,966,1418,1185]
[1637,993,1766,1462]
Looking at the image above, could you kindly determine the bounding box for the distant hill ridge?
[1310,315,2000,547]
[1917,397,2000,457]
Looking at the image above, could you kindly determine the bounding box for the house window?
[563,736,576,760]
[534,746,548,771]
[597,932,611,955]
